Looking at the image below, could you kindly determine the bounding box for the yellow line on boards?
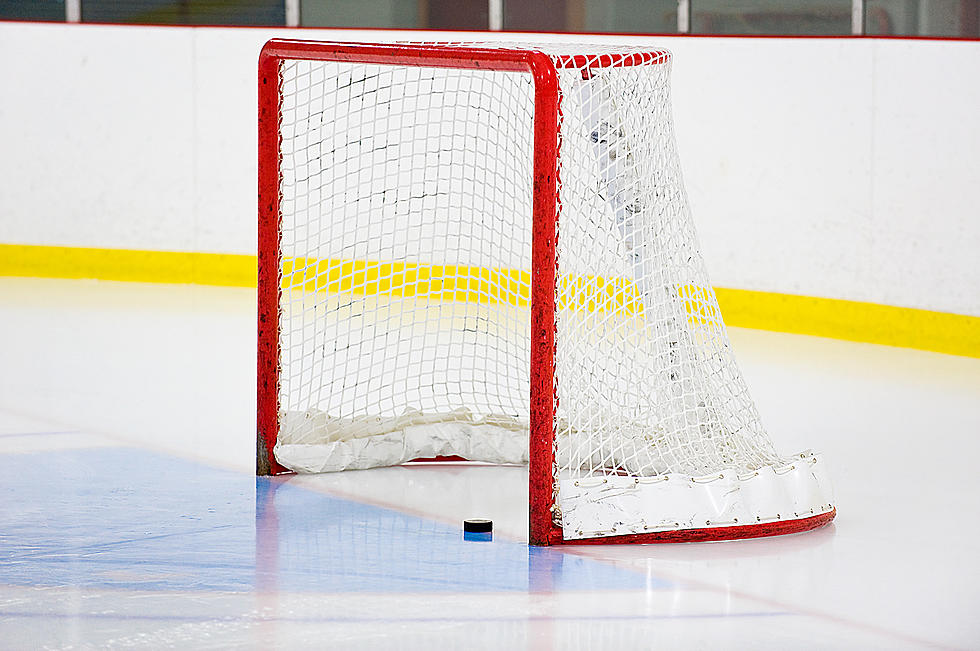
[281,257,651,314]
[0,244,256,287]
[714,288,979,359]
[1,243,977,358]
[282,257,535,307]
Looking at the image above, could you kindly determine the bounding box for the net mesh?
[274,44,788,533]
[277,57,535,470]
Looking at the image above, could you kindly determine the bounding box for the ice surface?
[0,277,977,649]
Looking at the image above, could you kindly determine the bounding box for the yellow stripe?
[715,288,979,359]
[283,257,535,306]
[2,243,977,358]
[0,244,255,287]
[281,257,647,313]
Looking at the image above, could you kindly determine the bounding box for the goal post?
[257,39,836,546]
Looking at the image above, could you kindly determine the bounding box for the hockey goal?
[257,39,836,545]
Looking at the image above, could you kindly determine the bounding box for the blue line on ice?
[0,448,668,594]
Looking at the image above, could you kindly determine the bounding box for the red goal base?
[540,509,836,546]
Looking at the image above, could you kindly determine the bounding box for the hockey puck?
[463,519,493,542]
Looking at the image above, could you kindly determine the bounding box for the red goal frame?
[256,39,835,546]
[257,39,561,545]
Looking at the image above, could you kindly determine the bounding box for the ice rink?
[1,276,978,649]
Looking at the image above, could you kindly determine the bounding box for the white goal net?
[259,41,835,543]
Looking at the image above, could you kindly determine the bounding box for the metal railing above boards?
[0,0,976,39]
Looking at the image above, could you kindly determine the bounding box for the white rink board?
[0,23,977,316]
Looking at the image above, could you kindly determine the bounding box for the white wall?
[0,23,977,316]
[665,36,980,317]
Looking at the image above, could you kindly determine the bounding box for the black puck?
[463,519,493,533]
